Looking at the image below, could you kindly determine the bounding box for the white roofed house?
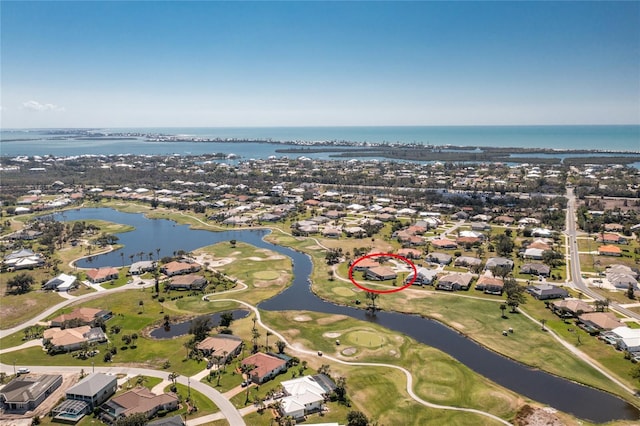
[43,273,77,291]
[3,248,45,271]
[405,267,438,286]
[611,327,640,353]
[278,375,336,420]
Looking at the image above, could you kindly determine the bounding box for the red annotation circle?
[348,253,417,294]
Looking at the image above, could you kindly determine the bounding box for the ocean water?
[1,125,638,158]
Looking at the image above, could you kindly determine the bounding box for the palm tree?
[120,252,125,268]
[265,331,273,351]
[156,248,161,261]
[499,304,507,318]
[129,254,135,264]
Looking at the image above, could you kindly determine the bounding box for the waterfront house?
[85,267,119,283]
[196,334,243,363]
[166,274,207,291]
[161,261,201,276]
[129,261,156,275]
[365,266,397,281]
[0,374,62,413]
[241,352,287,384]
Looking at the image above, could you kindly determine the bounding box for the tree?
[219,312,234,328]
[503,277,526,313]
[347,410,369,426]
[499,303,507,319]
[365,291,379,314]
[265,330,273,351]
[628,283,635,300]
[230,239,237,248]
[334,376,347,402]
[540,318,547,331]
[6,273,34,295]
[189,316,212,342]
[114,412,148,426]
[495,234,514,257]
[276,340,286,354]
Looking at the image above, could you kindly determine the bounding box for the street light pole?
[187,377,191,399]
[91,361,94,373]
[12,360,16,376]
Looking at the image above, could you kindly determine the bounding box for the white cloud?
[21,100,65,112]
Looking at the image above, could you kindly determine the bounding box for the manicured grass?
[168,382,220,416]
[344,330,385,348]
[264,232,635,404]
[253,271,279,280]
[260,310,520,424]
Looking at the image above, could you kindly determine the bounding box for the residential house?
[527,284,568,300]
[3,248,45,270]
[606,272,638,290]
[279,375,335,420]
[606,264,638,278]
[475,275,504,295]
[598,245,622,257]
[99,387,178,424]
[343,226,367,237]
[196,334,243,364]
[85,267,119,284]
[578,312,623,334]
[166,274,207,291]
[397,248,422,259]
[431,238,458,250]
[485,257,514,271]
[551,300,594,318]
[321,227,341,238]
[161,261,201,276]
[597,233,627,244]
[437,273,473,291]
[129,261,156,275]
[604,223,624,232]
[352,258,379,271]
[520,263,551,277]
[365,266,397,281]
[522,248,545,260]
[52,373,118,422]
[43,326,107,353]
[43,273,77,291]
[427,252,453,265]
[456,236,482,246]
[531,228,553,237]
[610,327,640,353]
[405,267,438,286]
[242,352,288,384]
[454,256,482,268]
[0,374,63,413]
[50,307,112,328]
[471,222,491,231]
[493,215,515,225]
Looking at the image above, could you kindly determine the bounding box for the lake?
[54,208,639,422]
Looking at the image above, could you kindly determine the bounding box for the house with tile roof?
[98,387,178,424]
[242,352,287,384]
[85,267,119,283]
[0,374,62,413]
[599,245,622,256]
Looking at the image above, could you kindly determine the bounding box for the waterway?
[55,208,639,422]
[149,309,250,339]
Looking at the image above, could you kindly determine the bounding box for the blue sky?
[1,1,639,128]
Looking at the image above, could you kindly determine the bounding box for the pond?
[149,309,250,339]
[55,208,639,422]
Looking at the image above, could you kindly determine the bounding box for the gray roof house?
[437,273,473,291]
[426,252,452,265]
[454,256,482,268]
[405,267,438,285]
[129,261,156,275]
[527,284,569,300]
[0,374,62,413]
[520,263,551,277]
[52,373,118,422]
[485,257,514,271]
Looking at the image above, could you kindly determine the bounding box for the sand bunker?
[293,315,312,322]
[323,332,342,338]
[341,347,357,356]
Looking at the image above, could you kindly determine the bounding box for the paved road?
[564,186,640,321]
[0,363,246,426]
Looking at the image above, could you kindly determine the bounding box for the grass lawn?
[264,231,635,404]
[259,310,520,424]
[0,287,66,330]
[168,382,220,416]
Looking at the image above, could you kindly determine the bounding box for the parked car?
[17,367,30,375]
